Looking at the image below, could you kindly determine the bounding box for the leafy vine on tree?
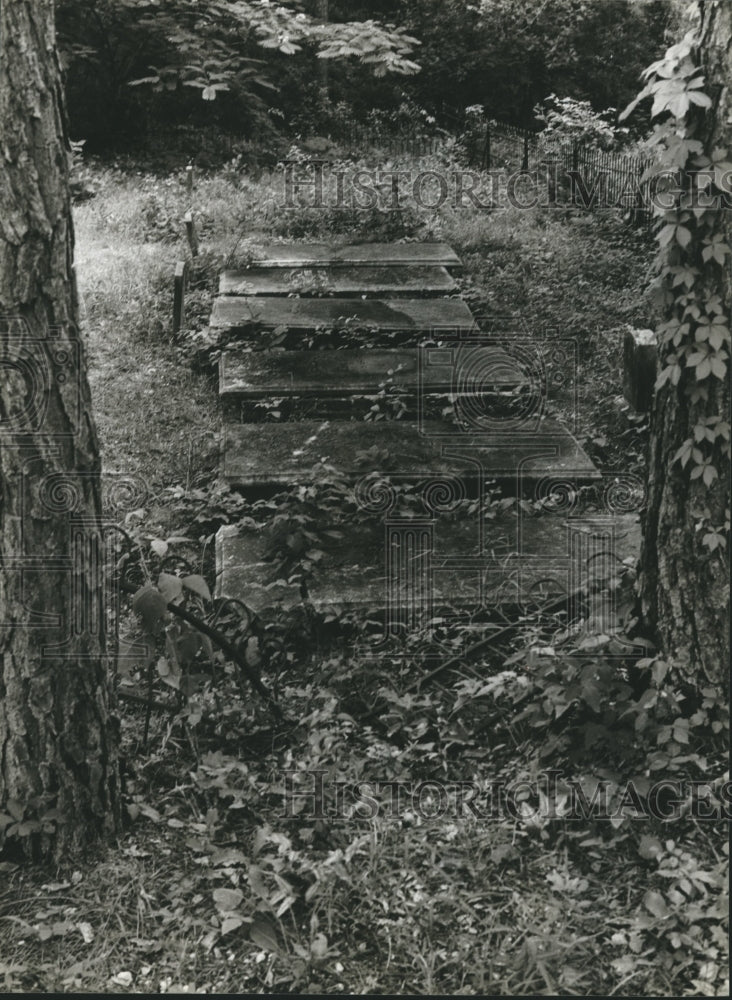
[621,28,731,553]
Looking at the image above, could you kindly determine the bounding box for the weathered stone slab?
[219,265,457,297]
[219,347,524,401]
[222,419,599,489]
[215,513,640,615]
[210,296,478,333]
[623,327,657,412]
[243,243,462,269]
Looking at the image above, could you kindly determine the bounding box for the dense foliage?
[57,0,671,152]
[56,0,420,150]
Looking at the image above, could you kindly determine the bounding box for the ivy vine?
[622,29,731,552]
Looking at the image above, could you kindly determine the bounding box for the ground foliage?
[0,138,727,995]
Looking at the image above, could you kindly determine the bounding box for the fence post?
[184,210,198,257]
[572,140,579,173]
[633,157,647,228]
[173,260,189,334]
[482,123,491,170]
[185,165,194,198]
[522,136,529,171]
[547,156,557,207]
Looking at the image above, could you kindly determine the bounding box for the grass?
[75,152,654,498]
[0,151,727,996]
[75,180,217,499]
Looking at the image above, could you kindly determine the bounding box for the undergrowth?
[0,148,726,996]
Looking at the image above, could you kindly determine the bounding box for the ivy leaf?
[708,324,730,351]
[694,321,728,347]
[250,914,280,954]
[132,586,168,634]
[710,242,730,265]
[221,915,245,935]
[671,267,697,288]
[620,83,653,121]
[703,532,725,552]
[710,356,727,379]
[670,92,692,118]
[672,439,694,468]
[150,539,168,559]
[213,888,244,912]
[157,573,183,603]
[657,224,677,247]
[687,90,712,108]
[702,465,718,486]
[182,575,212,602]
[702,239,731,265]
[644,890,670,919]
[674,225,692,248]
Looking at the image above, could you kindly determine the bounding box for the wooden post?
[623,327,657,412]
[522,136,529,170]
[185,165,194,197]
[184,210,198,257]
[482,123,491,170]
[173,260,189,334]
[633,157,647,228]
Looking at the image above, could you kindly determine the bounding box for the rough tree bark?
[0,0,119,859]
[640,0,731,686]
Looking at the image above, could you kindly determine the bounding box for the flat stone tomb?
[219,347,527,402]
[221,419,600,488]
[211,240,619,614]
[219,265,457,297]
[241,242,462,269]
[216,514,641,615]
[210,296,478,333]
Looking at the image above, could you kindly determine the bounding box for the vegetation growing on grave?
[2,133,726,994]
[0,1,727,995]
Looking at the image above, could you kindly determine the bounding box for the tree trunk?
[639,0,731,686]
[0,0,119,860]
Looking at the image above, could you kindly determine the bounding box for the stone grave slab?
[210,296,478,334]
[215,513,641,615]
[219,265,457,297]
[221,418,600,489]
[243,243,462,269]
[219,346,525,402]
